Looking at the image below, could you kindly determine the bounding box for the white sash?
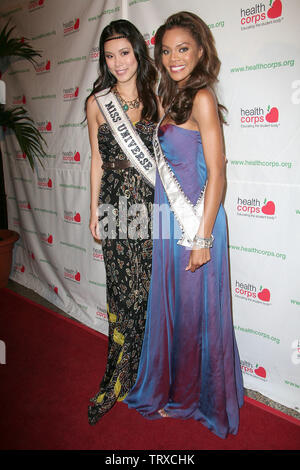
[153,116,207,247]
[94,88,156,188]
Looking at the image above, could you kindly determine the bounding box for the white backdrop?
[1,0,299,413]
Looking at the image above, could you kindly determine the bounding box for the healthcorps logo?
[64,210,81,224]
[89,46,99,62]
[13,95,26,105]
[37,176,53,189]
[291,339,300,365]
[93,247,104,262]
[143,30,156,49]
[28,249,35,261]
[96,306,107,321]
[235,280,271,304]
[63,86,79,101]
[18,200,31,211]
[62,150,80,164]
[28,0,45,11]
[64,267,81,283]
[37,120,53,133]
[240,0,283,30]
[241,105,279,128]
[13,263,26,274]
[63,18,80,36]
[40,232,54,246]
[241,359,267,380]
[48,283,59,295]
[16,151,27,161]
[236,197,276,219]
[35,59,51,74]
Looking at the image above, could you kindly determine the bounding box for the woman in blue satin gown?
[124,11,244,439]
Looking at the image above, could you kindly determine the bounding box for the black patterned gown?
[88,119,155,424]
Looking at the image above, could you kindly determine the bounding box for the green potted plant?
[0,21,46,287]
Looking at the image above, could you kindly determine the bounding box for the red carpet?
[0,287,299,451]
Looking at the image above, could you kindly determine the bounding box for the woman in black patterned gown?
[86,20,159,424]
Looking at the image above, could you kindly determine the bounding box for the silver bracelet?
[193,234,214,248]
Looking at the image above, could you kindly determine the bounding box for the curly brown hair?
[154,11,226,124]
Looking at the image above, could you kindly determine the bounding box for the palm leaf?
[0,21,45,171]
[0,105,46,170]
[0,22,41,65]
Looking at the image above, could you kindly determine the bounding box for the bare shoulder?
[191,87,220,129]
[193,87,218,114]
[86,94,97,118]
[86,94,105,126]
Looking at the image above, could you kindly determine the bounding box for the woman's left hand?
[185,248,211,272]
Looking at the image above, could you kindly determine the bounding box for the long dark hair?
[154,11,226,124]
[85,19,158,122]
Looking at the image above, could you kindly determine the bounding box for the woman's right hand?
[89,210,101,241]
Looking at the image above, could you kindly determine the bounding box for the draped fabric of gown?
[125,123,244,439]
[88,120,155,425]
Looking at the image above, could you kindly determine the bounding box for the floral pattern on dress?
[88,120,155,424]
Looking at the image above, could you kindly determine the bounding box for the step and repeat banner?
[1,0,299,413]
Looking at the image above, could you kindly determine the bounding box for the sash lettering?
[104,101,121,123]
[153,114,207,247]
[94,89,156,187]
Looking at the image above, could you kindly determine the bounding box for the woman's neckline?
[98,120,143,130]
[160,122,200,134]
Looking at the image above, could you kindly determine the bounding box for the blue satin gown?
[124,124,244,439]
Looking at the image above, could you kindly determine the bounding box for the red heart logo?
[75,272,80,281]
[261,201,275,215]
[267,0,282,19]
[74,212,81,222]
[47,234,53,244]
[265,107,279,123]
[46,121,52,131]
[45,60,51,70]
[74,151,80,161]
[74,18,80,30]
[258,288,270,302]
[48,178,52,188]
[74,87,79,97]
[254,366,266,378]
